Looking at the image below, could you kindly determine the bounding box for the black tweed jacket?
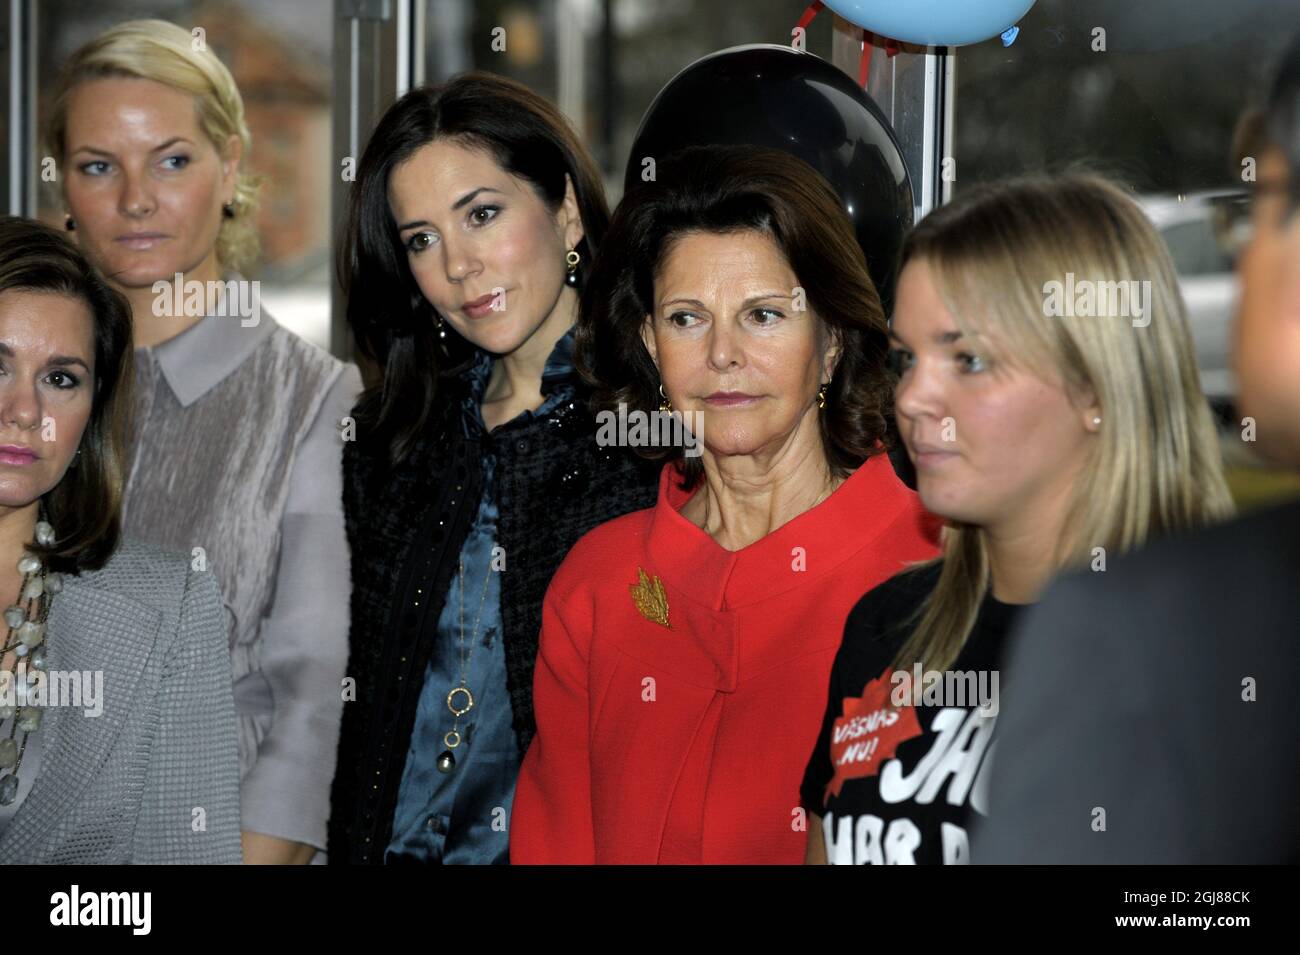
[327,371,660,864]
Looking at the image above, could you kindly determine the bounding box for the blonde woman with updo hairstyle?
[48,19,362,864]
[801,173,1234,865]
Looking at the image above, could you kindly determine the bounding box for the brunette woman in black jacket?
[327,73,658,864]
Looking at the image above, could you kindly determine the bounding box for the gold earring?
[565,248,581,287]
[658,384,671,412]
[817,383,828,409]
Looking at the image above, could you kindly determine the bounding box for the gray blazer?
[0,536,241,863]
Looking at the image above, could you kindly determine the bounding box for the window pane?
[424,0,837,201]
[955,0,1300,501]
[954,0,1300,194]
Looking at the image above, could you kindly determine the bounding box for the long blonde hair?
[48,19,261,274]
[892,174,1235,674]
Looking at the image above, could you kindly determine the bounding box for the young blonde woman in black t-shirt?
[801,174,1235,864]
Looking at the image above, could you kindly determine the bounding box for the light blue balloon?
[822,0,1037,48]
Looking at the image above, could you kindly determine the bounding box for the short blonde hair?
[48,18,260,274]
[893,174,1235,674]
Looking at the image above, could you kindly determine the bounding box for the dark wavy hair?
[1267,32,1300,209]
[339,71,610,466]
[0,216,133,574]
[577,144,896,489]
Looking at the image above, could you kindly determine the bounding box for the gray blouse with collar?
[121,307,362,853]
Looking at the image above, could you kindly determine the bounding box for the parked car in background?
[1139,190,1243,419]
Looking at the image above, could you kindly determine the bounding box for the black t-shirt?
[800,562,1022,864]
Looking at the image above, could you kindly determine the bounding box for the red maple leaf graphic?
[823,666,923,805]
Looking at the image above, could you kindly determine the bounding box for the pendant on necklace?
[447,685,474,717]
[436,750,456,773]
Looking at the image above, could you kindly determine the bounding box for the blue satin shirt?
[385,328,577,863]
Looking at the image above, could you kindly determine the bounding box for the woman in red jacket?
[509,146,940,864]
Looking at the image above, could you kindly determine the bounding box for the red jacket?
[510,454,941,864]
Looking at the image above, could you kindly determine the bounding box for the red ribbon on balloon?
[796,0,900,90]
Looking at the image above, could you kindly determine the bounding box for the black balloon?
[625,43,914,312]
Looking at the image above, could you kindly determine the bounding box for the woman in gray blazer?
[0,216,240,863]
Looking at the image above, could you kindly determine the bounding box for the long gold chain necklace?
[436,556,493,774]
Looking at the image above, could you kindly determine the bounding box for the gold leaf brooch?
[630,566,672,629]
